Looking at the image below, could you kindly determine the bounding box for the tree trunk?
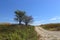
[19,20,21,25]
[25,22,28,26]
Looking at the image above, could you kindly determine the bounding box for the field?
[40,23,60,31]
[0,24,37,40]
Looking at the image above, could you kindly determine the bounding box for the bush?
[40,23,60,31]
[0,24,37,40]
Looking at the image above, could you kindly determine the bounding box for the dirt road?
[35,27,60,40]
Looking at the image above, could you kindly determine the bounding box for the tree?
[23,15,33,26]
[14,10,25,25]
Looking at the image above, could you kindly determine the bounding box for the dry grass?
[40,23,60,31]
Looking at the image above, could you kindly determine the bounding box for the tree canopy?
[14,10,25,25]
[14,10,33,26]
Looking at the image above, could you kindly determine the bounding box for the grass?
[0,24,37,40]
[40,23,60,31]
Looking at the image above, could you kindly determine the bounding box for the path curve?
[35,27,60,40]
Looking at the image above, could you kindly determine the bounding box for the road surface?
[35,27,60,40]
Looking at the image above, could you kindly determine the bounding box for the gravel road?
[35,27,60,40]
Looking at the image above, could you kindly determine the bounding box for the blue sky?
[0,0,60,25]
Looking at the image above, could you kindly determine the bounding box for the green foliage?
[14,10,33,25]
[14,10,25,24]
[23,15,33,26]
[0,24,37,40]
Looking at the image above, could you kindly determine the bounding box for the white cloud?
[50,17,60,21]
[50,18,57,20]
[31,20,45,25]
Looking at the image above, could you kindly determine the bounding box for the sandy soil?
[35,27,60,40]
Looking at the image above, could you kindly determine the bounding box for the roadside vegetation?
[40,23,60,31]
[0,10,37,40]
[0,24,37,40]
